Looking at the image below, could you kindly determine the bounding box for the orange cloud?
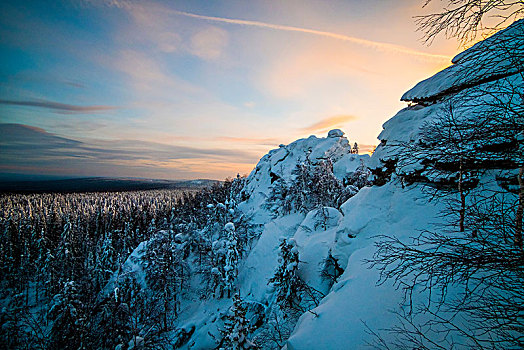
[216,136,280,146]
[356,143,377,154]
[302,115,358,134]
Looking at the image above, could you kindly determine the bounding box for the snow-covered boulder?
[327,129,344,138]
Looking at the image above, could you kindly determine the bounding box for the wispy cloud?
[216,136,280,146]
[170,10,451,62]
[91,1,451,62]
[189,26,229,60]
[302,115,358,133]
[0,124,260,179]
[0,99,117,113]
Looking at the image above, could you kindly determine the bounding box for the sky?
[0,0,464,180]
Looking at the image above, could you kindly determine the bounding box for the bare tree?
[416,0,524,45]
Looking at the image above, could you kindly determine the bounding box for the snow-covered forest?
[1,2,523,350]
[0,142,371,349]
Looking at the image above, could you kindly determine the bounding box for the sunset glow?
[0,0,462,180]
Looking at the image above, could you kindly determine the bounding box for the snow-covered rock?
[327,129,344,138]
[239,130,369,221]
[401,19,524,103]
[287,21,523,349]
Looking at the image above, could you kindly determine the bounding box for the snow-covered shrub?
[266,158,356,217]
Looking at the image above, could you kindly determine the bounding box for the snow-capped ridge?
[240,129,369,220]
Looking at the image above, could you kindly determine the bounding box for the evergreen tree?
[142,232,186,329]
[47,280,87,349]
[223,222,239,298]
[345,159,372,189]
[219,293,257,350]
[264,177,291,217]
[268,238,301,309]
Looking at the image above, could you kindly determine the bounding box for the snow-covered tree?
[141,232,187,328]
[264,176,291,217]
[268,238,301,310]
[286,158,352,213]
[47,280,87,349]
[345,159,372,189]
[219,293,257,350]
[223,222,240,298]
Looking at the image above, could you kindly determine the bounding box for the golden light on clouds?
[301,114,358,133]
[216,136,280,146]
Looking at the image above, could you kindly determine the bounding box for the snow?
[327,129,344,138]
[225,222,235,232]
[402,19,524,102]
[287,181,443,349]
[240,130,369,223]
[293,207,342,293]
[333,153,370,180]
[239,213,305,301]
[372,71,524,176]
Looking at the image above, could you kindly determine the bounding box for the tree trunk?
[515,166,523,247]
[458,159,465,232]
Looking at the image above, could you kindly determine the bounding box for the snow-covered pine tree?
[141,232,186,329]
[95,231,115,289]
[268,238,301,310]
[223,222,239,298]
[288,154,314,213]
[47,280,87,349]
[264,176,291,217]
[310,159,346,209]
[219,293,257,350]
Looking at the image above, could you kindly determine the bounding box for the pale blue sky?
[0,0,461,179]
